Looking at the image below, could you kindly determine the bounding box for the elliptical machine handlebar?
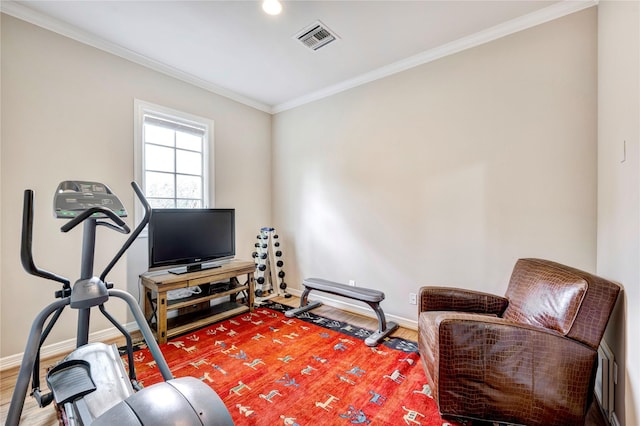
[60,206,130,234]
[21,190,71,289]
[100,182,151,282]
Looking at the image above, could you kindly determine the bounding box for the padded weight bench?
[285,278,398,346]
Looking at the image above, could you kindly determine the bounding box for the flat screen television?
[148,208,235,275]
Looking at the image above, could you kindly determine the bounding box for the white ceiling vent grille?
[294,21,339,51]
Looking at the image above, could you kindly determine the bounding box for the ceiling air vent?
[294,20,339,51]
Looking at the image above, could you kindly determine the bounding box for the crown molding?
[1,0,597,116]
[0,1,273,114]
[272,0,598,114]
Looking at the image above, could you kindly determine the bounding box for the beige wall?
[597,1,640,425]
[0,14,272,358]
[273,9,597,323]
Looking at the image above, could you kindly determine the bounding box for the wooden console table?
[140,260,255,343]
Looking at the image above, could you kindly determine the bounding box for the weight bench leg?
[284,288,322,318]
[364,302,398,347]
[284,283,398,347]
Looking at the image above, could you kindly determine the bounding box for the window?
[135,100,213,214]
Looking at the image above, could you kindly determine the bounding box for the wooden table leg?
[157,292,168,344]
[143,288,152,322]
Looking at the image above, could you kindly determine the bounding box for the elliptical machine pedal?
[46,359,96,405]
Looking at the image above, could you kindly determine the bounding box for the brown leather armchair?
[418,258,620,426]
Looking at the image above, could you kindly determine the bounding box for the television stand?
[140,260,255,344]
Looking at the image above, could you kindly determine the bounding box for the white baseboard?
[282,288,418,331]
[0,322,139,371]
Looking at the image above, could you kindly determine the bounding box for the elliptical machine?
[5,181,234,425]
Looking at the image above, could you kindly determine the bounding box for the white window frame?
[134,99,214,226]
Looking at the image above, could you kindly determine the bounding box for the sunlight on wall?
[295,159,494,299]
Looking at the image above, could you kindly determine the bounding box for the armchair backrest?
[502,258,620,349]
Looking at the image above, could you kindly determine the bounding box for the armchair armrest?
[419,312,596,426]
[418,286,508,316]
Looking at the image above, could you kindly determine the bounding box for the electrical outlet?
[348,279,356,287]
[409,293,417,305]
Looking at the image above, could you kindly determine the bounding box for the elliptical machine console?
[6,181,233,426]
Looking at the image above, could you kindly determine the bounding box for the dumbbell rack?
[252,227,290,302]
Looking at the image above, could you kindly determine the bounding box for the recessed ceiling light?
[262,0,283,16]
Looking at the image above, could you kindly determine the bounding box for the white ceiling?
[2,0,595,113]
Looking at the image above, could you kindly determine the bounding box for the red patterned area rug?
[128,302,466,426]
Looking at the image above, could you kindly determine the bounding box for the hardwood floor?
[1,295,608,425]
